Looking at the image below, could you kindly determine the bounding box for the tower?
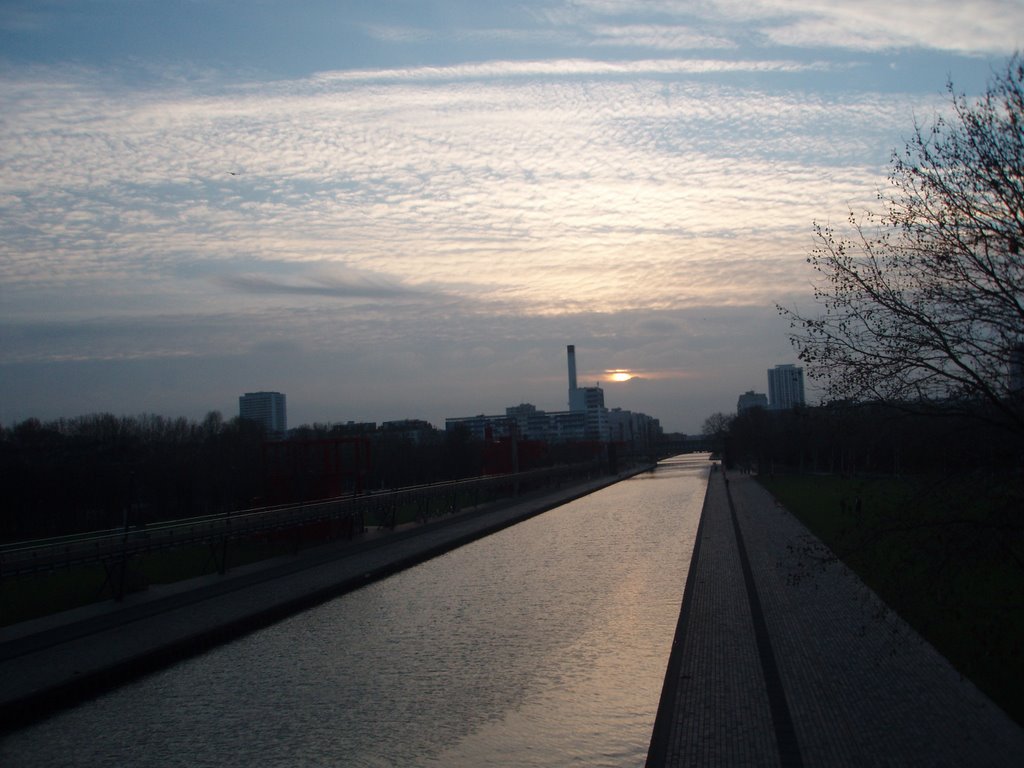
[567,344,579,408]
[566,344,607,439]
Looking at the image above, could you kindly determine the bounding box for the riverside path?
[647,470,1024,767]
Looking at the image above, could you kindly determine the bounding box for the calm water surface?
[2,454,709,767]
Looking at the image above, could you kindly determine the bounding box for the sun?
[608,370,633,382]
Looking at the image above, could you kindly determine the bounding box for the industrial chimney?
[567,344,580,410]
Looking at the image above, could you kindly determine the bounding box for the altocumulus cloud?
[218,268,437,301]
[2,57,916,323]
[574,0,1024,56]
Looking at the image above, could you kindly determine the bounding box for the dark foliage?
[0,414,493,542]
[0,413,266,541]
[722,402,1023,476]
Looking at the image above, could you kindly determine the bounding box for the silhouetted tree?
[780,55,1024,438]
[702,412,733,457]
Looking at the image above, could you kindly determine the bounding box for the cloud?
[308,57,831,84]
[360,24,435,43]
[2,62,910,317]
[217,267,436,300]
[574,0,1024,55]
[751,1,1024,54]
[586,24,738,51]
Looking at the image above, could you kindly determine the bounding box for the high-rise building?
[737,390,768,412]
[239,391,287,435]
[767,365,805,410]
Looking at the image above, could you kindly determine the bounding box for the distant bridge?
[657,436,713,457]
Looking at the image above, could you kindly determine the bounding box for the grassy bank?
[758,472,1024,726]
[0,537,298,627]
[0,479,571,627]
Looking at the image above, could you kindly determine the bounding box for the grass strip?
[758,472,1024,726]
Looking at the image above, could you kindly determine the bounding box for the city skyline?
[2,2,1021,433]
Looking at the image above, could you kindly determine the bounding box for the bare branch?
[779,54,1024,438]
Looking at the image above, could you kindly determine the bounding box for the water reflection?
[1,454,709,767]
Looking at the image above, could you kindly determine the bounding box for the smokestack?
[567,345,578,391]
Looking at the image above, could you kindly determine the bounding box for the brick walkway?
[648,471,1024,767]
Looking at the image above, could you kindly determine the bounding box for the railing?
[0,463,605,583]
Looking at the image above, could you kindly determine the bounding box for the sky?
[1,1,1022,434]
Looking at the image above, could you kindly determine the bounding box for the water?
[2,454,709,767]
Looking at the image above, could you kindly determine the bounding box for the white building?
[767,365,805,410]
[445,407,588,444]
[239,391,287,435]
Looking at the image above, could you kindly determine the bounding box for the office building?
[239,391,287,435]
[608,407,661,450]
[737,390,769,412]
[767,365,805,410]
[505,403,554,440]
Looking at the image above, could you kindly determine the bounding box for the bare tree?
[781,55,1024,436]
[702,411,733,454]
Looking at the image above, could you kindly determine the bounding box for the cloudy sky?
[1,1,1021,433]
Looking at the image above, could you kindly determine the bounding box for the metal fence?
[0,462,606,584]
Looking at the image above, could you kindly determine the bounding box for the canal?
[2,454,709,767]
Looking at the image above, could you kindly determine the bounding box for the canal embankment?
[647,470,1024,767]
[0,466,651,732]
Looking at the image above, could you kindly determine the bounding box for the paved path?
[648,471,1024,767]
[0,471,637,732]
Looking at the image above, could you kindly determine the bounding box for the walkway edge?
[645,470,710,767]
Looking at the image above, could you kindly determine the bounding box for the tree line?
[706,402,1021,477]
[1,412,265,542]
[0,413,618,543]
